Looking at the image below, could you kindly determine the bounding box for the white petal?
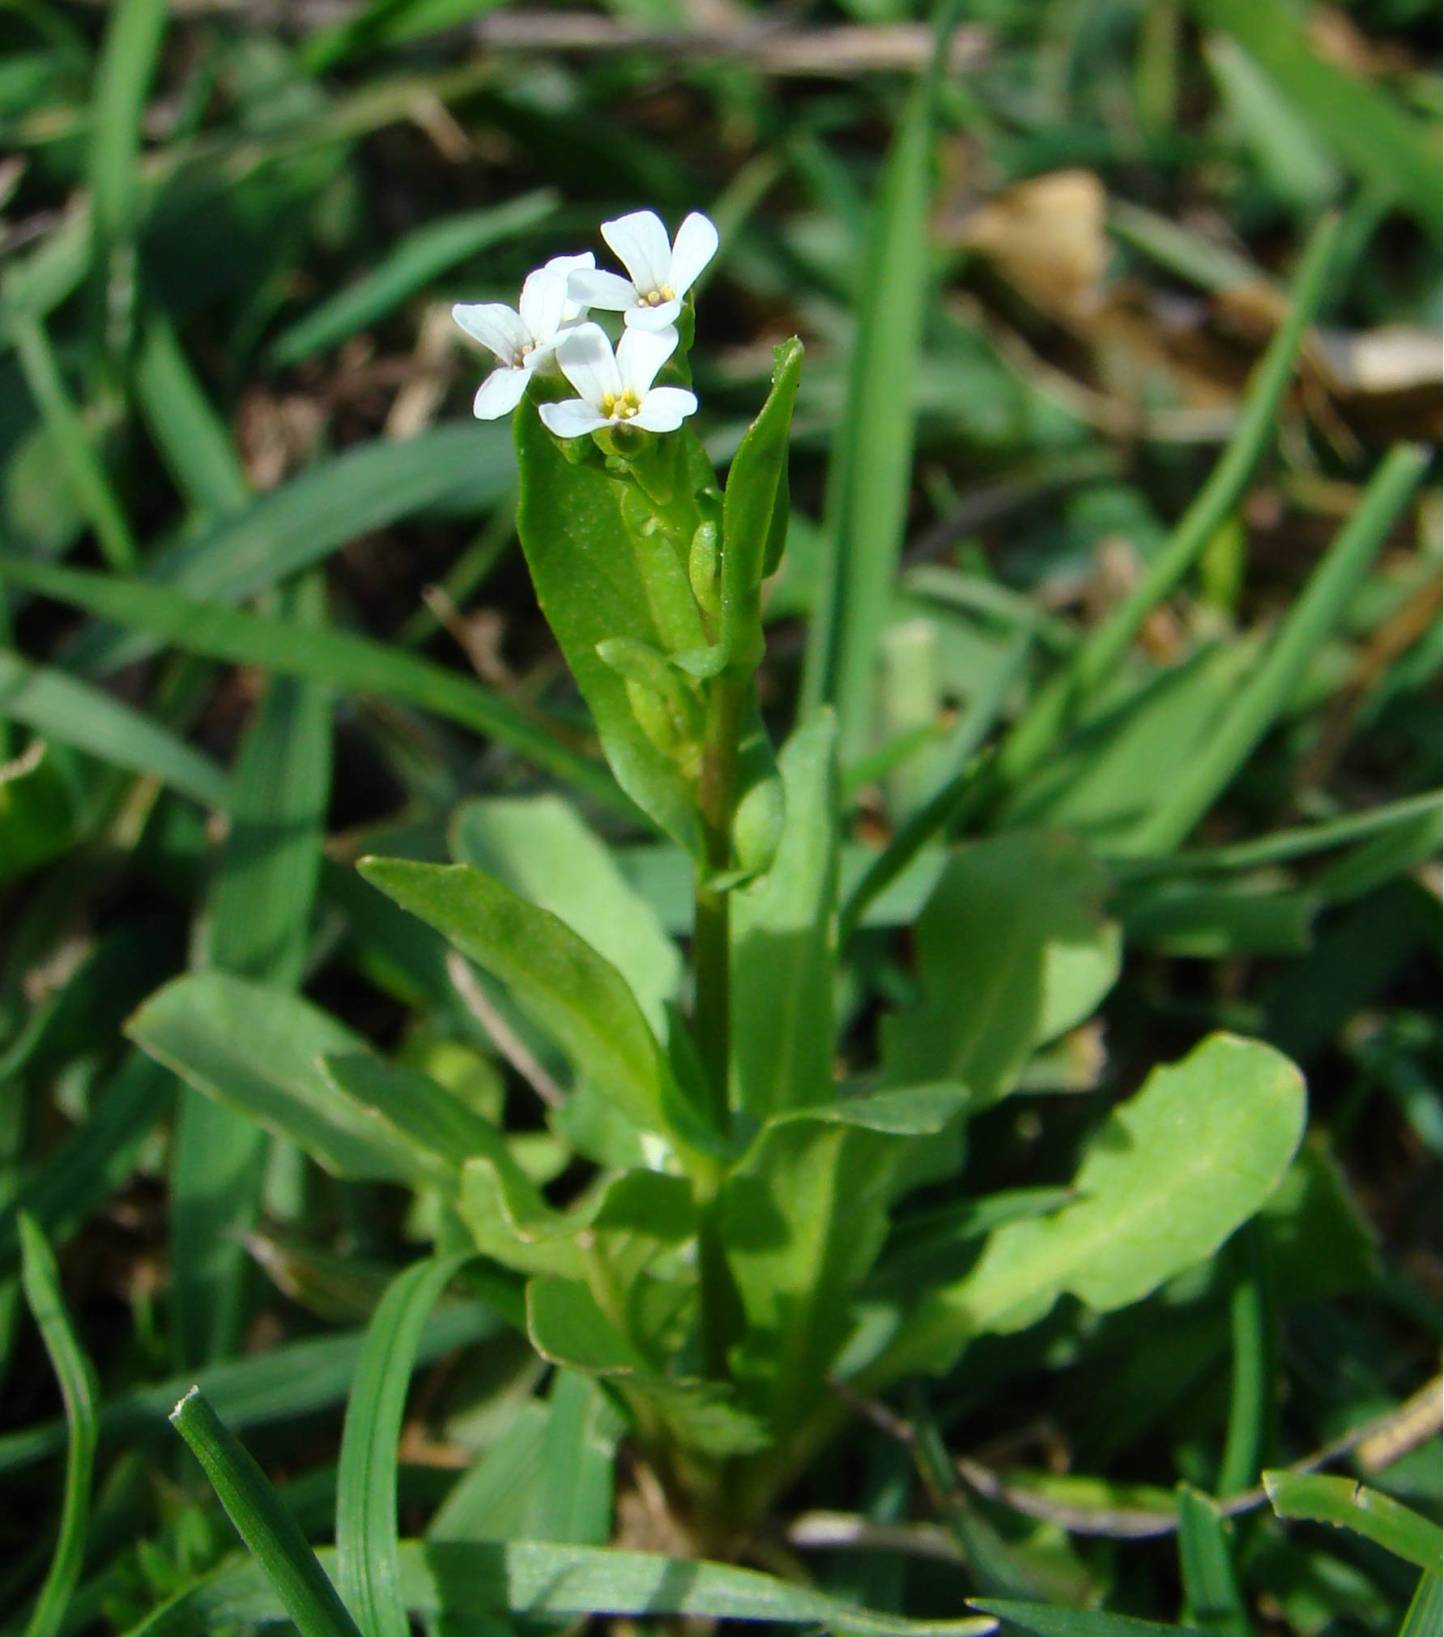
[668,211,718,297]
[472,366,530,419]
[555,322,622,409]
[547,253,599,319]
[452,302,526,362]
[622,300,682,332]
[539,398,611,438]
[617,325,677,395]
[518,268,566,344]
[631,386,698,433]
[601,210,673,295]
[567,268,639,311]
[544,252,595,277]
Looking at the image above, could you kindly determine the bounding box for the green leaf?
[1177,1485,1252,1637]
[970,1601,1204,1637]
[881,831,1121,1106]
[134,312,252,521]
[730,711,839,1117]
[358,858,706,1151]
[712,336,803,673]
[129,972,418,1182]
[0,741,85,884]
[0,552,623,809]
[452,794,681,1033]
[803,3,964,761]
[169,1388,364,1637]
[1400,1570,1443,1637]
[123,1538,1000,1636]
[1262,1473,1444,1571]
[514,407,706,855]
[337,1255,476,1637]
[531,1371,621,1546]
[18,1213,99,1637]
[872,1034,1306,1379]
[526,1277,769,1458]
[0,648,228,809]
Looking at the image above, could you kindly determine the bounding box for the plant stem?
[693,673,746,1121]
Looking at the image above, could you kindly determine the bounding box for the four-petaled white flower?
[452,253,596,420]
[570,210,718,332]
[539,322,698,438]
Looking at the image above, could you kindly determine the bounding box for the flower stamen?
[602,389,643,420]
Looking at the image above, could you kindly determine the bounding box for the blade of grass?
[802,0,963,761]
[336,1254,473,1637]
[89,0,169,361]
[990,212,1340,799]
[0,649,227,808]
[133,311,251,520]
[11,312,139,572]
[1262,1472,1444,1571]
[171,576,333,1366]
[0,1299,504,1476]
[1176,1486,1252,1637]
[969,1604,1204,1637]
[0,552,630,813]
[169,1387,363,1637]
[1133,444,1429,853]
[269,191,557,365]
[1217,1226,1271,1498]
[1400,1570,1442,1637]
[17,1214,99,1637]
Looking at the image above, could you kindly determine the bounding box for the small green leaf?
[971,1600,1204,1637]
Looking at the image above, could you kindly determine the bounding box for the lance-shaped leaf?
[881,830,1121,1106]
[730,711,839,1118]
[868,1034,1306,1381]
[358,858,712,1151]
[514,409,704,856]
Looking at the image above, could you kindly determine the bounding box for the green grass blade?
[1176,1486,1252,1637]
[970,1602,1205,1637]
[1193,0,1442,238]
[89,0,169,359]
[1262,1472,1444,1571]
[0,552,629,812]
[0,1301,502,1476]
[802,0,962,761]
[133,312,252,519]
[992,213,1340,795]
[270,191,557,364]
[0,648,227,808]
[1399,1570,1442,1637]
[169,1387,364,1637]
[17,1214,99,1637]
[335,1255,473,1637]
[1217,1227,1271,1497]
[11,312,139,572]
[1133,444,1429,853]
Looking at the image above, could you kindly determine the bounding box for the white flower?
[539,322,698,438]
[452,254,596,420]
[569,210,718,331]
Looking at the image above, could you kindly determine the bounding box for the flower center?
[639,284,676,308]
[602,389,642,420]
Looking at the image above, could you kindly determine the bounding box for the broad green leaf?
[0,649,227,810]
[1260,1140,1380,1301]
[358,858,707,1151]
[1262,1473,1444,1571]
[0,742,84,884]
[18,1213,99,1637]
[337,1256,476,1637]
[514,407,705,855]
[731,711,839,1117]
[872,1034,1306,1379]
[782,1081,970,1136]
[527,1277,768,1458]
[123,1537,999,1636]
[452,794,681,1032]
[881,831,1121,1105]
[129,972,416,1182]
[169,1389,363,1637]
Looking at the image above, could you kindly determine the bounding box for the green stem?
[693,674,746,1118]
